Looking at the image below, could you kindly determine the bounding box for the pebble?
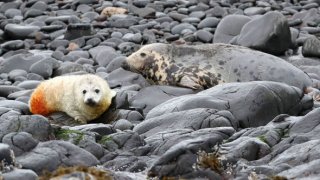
[197,17,220,29]
[4,8,22,19]
[195,30,214,43]
[302,36,320,58]
[1,40,24,51]
[4,24,40,40]
[64,24,94,40]
[244,7,267,16]
[171,23,197,35]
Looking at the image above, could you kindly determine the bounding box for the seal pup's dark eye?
[82,90,87,94]
[140,52,146,57]
[95,89,100,93]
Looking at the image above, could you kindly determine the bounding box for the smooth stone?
[0,54,42,73]
[86,37,101,47]
[206,6,227,17]
[122,33,142,43]
[4,8,22,18]
[0,2,20,13]
[168,12,188,21]
[1,40,24,51]
[24,9,44,18]
[106,68,149,88]
[29,59,55,79]
[171,23,197,35]
[64,24,94,40]
[302,36,320,58]
[244,7,267,16]
[78,0,97,4]
[111,32,123,38]
[106,56,127,73]
[302,3,318,10]
[0,100,29,114]
[135,108,237,137]
[52,62,86,76]
[300,27,320,34]
[113,119,134,131]
[181,17,201,23]
[88,46,119,67]
[4,24,40,40]
[109,17,139,28]
[30,1,48,11]
[118,42,140,56]
[0,85,23,97]
[129,85,195,116]
[189,11,206,19]
[16,140,99,174]
[68,50,90,59]
[195,30,214,43]
[69,123,115,136]
[197,17,220,28]
[2,169,38,180]
[51,50,65,60]
[75,58,94,65]
[17,80,40,89]
[7,90,32,100]
[2,132,39,156]
[290,8,317,27]
[213,14,251,43]
[99,130,145,152]
[48,39,69,50]
[148,128,232,178]
[0,111,51,141]
[8,69,27,80]
[45,15,76,24]
[128,5,156,18]
[77,4,92,13]
[147,81,312,128]
[27,73,44,81]
[236,11,291,55]
[0,143,14,165]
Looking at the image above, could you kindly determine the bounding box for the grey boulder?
[147,81,312,128]
[16,140,99,174]
[236,11,292,55]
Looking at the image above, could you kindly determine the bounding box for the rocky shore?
[1,0,320,179]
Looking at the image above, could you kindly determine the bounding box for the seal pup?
[29,74,116,124]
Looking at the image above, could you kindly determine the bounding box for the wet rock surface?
[1,0,320,179]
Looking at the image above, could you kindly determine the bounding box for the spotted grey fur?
[124,43,312,90]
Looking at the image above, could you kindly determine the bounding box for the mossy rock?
[54,128,85,145]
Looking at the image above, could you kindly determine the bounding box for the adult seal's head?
[123,43,170,73]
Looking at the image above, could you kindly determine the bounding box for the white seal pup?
[29,74,116,124]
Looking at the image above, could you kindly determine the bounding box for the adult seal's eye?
[82,90,87,94]
[140,52,146,57]
[95,89,100,93]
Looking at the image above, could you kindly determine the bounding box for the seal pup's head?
[77,75,116,108]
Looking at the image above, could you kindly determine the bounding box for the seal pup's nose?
[85,98,97,106]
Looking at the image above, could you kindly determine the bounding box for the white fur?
[42,74,116,123]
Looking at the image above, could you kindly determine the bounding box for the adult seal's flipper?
[178,75,203,90]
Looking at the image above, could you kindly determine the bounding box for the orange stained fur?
[29,84,52,115]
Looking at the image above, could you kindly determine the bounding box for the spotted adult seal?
[122,43,313,91]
